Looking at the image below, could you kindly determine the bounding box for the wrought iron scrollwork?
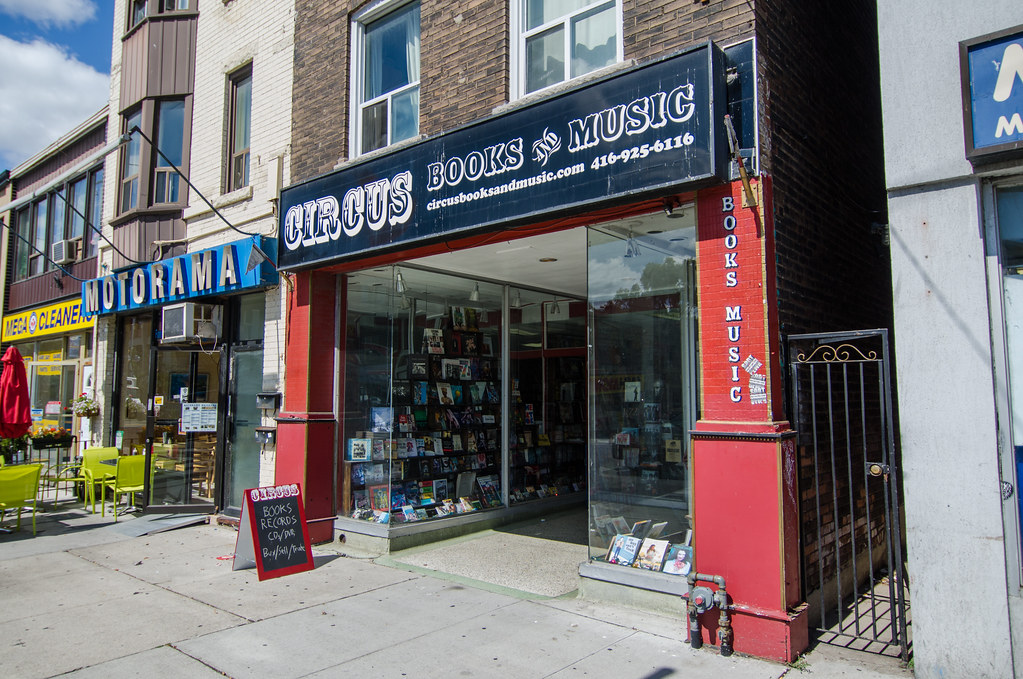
[794,342,879,365]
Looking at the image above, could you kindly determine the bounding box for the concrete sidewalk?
[0,505,914,679]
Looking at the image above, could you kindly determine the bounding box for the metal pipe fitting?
[685,572,732,656]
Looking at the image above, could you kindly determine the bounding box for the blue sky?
[0,0,114,170]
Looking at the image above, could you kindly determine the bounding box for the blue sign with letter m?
[963,27,1023,158]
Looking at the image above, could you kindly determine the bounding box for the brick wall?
[755,0,890,336]
[624,0,753,62]
[291,3,351,181]
[419,1,508,136]
[187,0,294,243]
[186,0,295,430]
[754,0,892,610]
[291,0,757,183]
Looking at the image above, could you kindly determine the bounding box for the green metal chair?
[40,451,84,506]
[80,447,121,513]
[0,464,43,534]
[101,455,146,521]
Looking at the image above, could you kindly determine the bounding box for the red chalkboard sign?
[234,483,314,581]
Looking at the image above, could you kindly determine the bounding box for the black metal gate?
[788,329,910,660]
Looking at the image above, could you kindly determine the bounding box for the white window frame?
[227,65,253,193]
[349,0,421,159]
[509,0,624,101]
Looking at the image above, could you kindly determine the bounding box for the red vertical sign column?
[690,177,805,662]
[695,177,782,427]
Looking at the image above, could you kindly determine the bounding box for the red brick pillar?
[691,176,806,661]
[275,269,338,543]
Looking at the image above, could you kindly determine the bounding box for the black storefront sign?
[278,42,727,271]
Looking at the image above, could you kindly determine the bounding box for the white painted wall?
[187,0,295,481]
[878,2,1023,677]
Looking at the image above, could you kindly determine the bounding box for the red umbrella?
[0,346,32,439]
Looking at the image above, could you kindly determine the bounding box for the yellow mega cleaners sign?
[1,299,93,342]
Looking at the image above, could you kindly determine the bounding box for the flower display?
[125,397,146,419]
[30,425,73,448]
[70,393,101,417]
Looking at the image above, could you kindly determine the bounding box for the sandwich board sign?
[234,483,314,581]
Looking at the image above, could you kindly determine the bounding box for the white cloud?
[0,35,109,169]
[589,255,643,300]
[0,0,96,29]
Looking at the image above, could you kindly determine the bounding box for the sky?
[0,0,114,171]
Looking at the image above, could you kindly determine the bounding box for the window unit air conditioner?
[161,303,223,343]
[50,239,80,265]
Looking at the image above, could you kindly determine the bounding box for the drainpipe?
[685,571,733,656]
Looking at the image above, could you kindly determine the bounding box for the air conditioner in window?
[161,303,223,343]
[50,239,80,265]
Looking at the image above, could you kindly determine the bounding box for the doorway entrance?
[116,293,267,515]
[148,346,220,511]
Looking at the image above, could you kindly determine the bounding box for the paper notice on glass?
[182,402,218,432]
[665,439,683,463]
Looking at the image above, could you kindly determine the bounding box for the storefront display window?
[997,186,1023,561]
[343,267,503,523]
[30,339,72,431]
[15,333,93,441]
[586,214,698,567]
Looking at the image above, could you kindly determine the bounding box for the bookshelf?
[508,351,587,503]
[346,308,504,522]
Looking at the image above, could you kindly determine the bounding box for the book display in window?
[347,316,503,523]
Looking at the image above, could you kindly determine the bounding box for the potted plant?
[30,425,74,449]
[69,392,101,418]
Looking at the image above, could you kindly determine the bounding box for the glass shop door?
[221,347,263,514]
[146,347,222,512]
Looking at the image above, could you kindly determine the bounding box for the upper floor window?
[11,166,105,281]
[228,66,252,192]
[86,167,103,257]
[154,99,186,203]
[120,109,143,213]
[14,206,30,280]
[118,99,190,214]
[513,0,621,98]
[352,1,420,156]
[68,176,87,242]
[130,0,147,30]
[32,200,48,276]
[128,0,192,32]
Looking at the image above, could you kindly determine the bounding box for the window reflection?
[587,213,698,563]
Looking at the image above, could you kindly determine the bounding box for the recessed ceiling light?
[648,230,664,234]
[539,257,558,262]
